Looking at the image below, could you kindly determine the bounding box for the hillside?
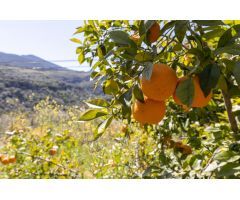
[0,52,64,70]
[0,65,101,113]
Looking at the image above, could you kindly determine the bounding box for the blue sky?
[0,20,83,62]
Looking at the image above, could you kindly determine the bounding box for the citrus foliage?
[71,20,240,178]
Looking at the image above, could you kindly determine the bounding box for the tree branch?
[221,90,239,134]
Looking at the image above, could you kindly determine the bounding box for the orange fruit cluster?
[0,154,16,165]
[133,63,177,125]
[132,64,212,125]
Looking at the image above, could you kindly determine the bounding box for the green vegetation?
[0,98,153,178]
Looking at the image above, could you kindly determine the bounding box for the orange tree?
[73,20,240,178]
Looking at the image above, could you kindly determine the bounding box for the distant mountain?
[0,52,105,113]
[0,52,64,70]
[0,65,102,113]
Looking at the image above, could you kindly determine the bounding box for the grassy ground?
[0,96,240,178]
[0,97,155,178]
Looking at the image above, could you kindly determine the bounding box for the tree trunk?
[221,90,239,134]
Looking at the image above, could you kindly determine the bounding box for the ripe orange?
[49,149,57,156]
[1,156,10,165]
[132,98,166,124]
[141,63,178,101]
[174,141,192,155]
[174,141,183,148]
[148,22,160,43]
[130,33,140,43]
[181,145,192,155]
[173,76,212,108]
[9,155,16,163]
[49,146,58,156]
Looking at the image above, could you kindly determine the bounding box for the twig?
[158,36,176,56]
[202,147,220,173]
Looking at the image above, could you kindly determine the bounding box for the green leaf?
[74,27,85,34]
[97,47,103,59]
[88,20,96,30]
[188,48,204,60]
[79,109,108,121]
[90,71,100,79]
[217,75,228,92]
[103,79,119,95]
[218,24,240,48]
[109,30,133,45]
[133,84,144,103]
[172,43,182,51]
[198,64,221,97]
[214,150,240,162]
[229,85,240,97]
[94,116,113,140]
[175,21,188,43]
[118,89,132,121]
[85,99,110,108]
[216,163,240,178]
[135,52,153,62]
[215,44,240,55]
[193,20,225,26]
[233,62,240,86]
[139,20,146,35]
[176,78,194,107]
[78,51,85,64]
[221,58,235,72]
[202,29,225,40]
[125,45,137,56]
[118,88,132,107]
[70,38,81,44]
[76,47,83,54]
[142,62,154,80]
